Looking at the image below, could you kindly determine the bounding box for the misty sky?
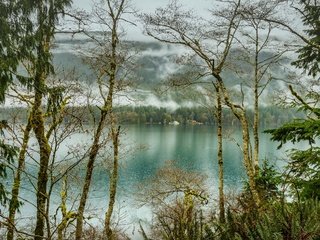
[69,0,300,42]
[71,0,212,40]
[73,0,211,13]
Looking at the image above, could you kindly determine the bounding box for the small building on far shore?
[169,120,180,125]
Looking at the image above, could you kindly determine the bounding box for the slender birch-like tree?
[75,0,134,238]
[142,0,262,211]
[233,0,288,173]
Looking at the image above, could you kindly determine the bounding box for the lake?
[8,124,294,237]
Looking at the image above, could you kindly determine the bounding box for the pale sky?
[71,0,212,40]
[73,0,212,13]
[69,0,300,42]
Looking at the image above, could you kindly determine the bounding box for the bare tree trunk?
[216,86,225,223]
[253,30,260,173]
[33,86,52,240]
[46,97,71,240]
[253,78,259,173]
[33,117,51,238]
[141,0,262,206]
[76,1,128,238]
[7,116,32,240]
[58,176,76,240]
[103,12,121,237]
[33,33,52,240]
[239,114,260,206]
[104,125,120,239]
[76,62,117,240]
[102,4,124,235]
[57,177,68,240]
[216,77,261,207]
[75,111,107,240]
[75,65,115,240]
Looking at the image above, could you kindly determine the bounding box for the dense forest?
[0,0,319,240]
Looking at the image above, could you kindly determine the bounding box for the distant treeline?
[115,106,301,126]
[1,105,301,127]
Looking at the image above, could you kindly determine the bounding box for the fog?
[3,31,297,110]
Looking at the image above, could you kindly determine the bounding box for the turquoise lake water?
[8,124,298,237]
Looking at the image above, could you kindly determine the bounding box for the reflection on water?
[13,125,293,231]
[119,125,280,185]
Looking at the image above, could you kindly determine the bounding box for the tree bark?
[75,111,107,239]
[253,28,260,173]
[7,116,32,240]
[216,86,225,223]
[33,87,52,240]
[253,76,259,173]
[104,125,120,239]
[216,76,261,207]
[33,20,52,240]
[76,1,128,238]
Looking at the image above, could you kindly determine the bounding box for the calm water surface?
[13,124,293,235]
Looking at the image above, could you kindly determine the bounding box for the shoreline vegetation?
[0,105,300,127]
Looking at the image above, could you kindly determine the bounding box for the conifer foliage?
[292,0,320,78]
[266,0,320,200]
[0,120,18,205]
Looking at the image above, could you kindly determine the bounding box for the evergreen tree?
[0,0,72,102]
[0,121,18,205]
[292,0,320,78]
[266,0,320,200]
[0,1,34,102]
[1,1,72,239]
